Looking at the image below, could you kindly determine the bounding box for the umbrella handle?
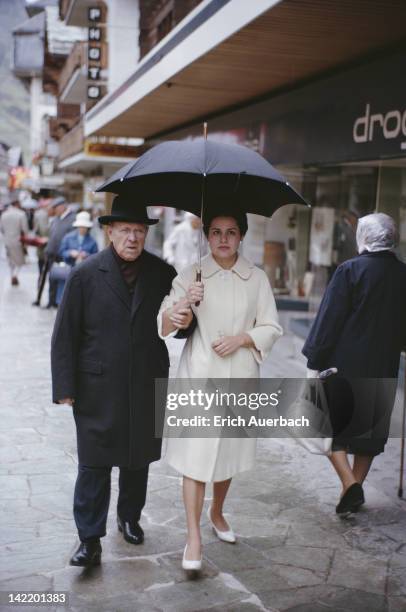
[195,270,201,307]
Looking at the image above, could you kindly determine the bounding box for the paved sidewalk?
[0,255,406,612]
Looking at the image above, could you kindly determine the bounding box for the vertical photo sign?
[87,5,106,102]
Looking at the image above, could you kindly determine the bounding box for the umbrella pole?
[195,122,207,306]
[399,352,406,498]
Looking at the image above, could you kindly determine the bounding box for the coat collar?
[98,247,151,318]
[98,247,131,310]
[359,249,398,260]
[201,253,254,280]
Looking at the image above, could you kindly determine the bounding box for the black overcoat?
[302,251,406,454]
[51,247,177,468]
[303,251,406,376]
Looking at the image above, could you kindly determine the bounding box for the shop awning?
[84,0,406,140]
[58,152,137,173]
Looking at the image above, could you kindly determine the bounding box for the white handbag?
[284,376,333,456]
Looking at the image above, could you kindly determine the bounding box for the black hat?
[98,195,159,226]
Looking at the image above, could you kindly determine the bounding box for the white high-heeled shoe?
[207,507,236,543]
[182,545,202,571]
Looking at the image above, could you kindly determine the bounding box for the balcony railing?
[49,114,80,141]
[58,41,87,97]
[58,121,84,161]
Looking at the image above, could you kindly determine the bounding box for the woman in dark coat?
[303,213,406,515]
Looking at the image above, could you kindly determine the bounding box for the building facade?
[81,0,406,302]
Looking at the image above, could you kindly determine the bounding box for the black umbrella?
[95,138,309,215]
[96,130,309,297]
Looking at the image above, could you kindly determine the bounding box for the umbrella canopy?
[96,140,309,217]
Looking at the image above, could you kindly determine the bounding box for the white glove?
[306,368,319,378]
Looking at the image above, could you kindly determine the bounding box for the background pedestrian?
[163,212,207,272]
[56,210,98,304]
[0,193,28,286]
[43,196,74,308]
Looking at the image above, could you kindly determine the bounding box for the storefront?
[81,0,406,304]
[161,49,406,303]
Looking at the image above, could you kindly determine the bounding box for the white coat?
[0,206,28,268]
[163,219,207,272]
[158,253,283,482]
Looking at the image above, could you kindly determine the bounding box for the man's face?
[108,221,148,261]
[54,204,66,217]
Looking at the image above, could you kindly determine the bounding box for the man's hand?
[70,249,79,259]
[169,299,193,329]
[58,398,74,406]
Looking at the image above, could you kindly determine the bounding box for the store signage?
[87,5,106,102]
[205,51,406,165]
[88,46,101,61]
[353,104,406,151]
[88,66,101,80]
[88,27,102,42]
[87,85,101,99]
[88,7,102,21]
[84,141,139,157]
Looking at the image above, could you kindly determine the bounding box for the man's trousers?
[73,464,149,542]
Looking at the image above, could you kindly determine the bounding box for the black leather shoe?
[336,483,365,516]
[70,540,102,567]
[117,517,144,545]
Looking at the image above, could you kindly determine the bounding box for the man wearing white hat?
[55,211,98,304]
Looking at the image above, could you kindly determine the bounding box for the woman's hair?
[356,213,397,253]
[203,209,248,237]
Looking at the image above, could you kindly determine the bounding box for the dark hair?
[203,209,248,237]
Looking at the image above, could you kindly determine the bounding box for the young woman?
[158,208,282,571]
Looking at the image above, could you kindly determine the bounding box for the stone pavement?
[0,252,406,612]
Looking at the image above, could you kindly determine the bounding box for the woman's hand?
[186,281,204,305]
[212,334,242,357]
[212,332,254,358]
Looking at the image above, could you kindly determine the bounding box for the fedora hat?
[73,211,93,228]
[98,195,159,226]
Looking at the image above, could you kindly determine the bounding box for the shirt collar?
[60,208,71,220]
[201,253,254,280]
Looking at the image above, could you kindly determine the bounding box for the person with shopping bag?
[303,213,406,516]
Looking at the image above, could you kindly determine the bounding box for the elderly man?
[0,194,29,286]
[51,195,193,567]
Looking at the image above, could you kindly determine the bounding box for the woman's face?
[208,216,241,260]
